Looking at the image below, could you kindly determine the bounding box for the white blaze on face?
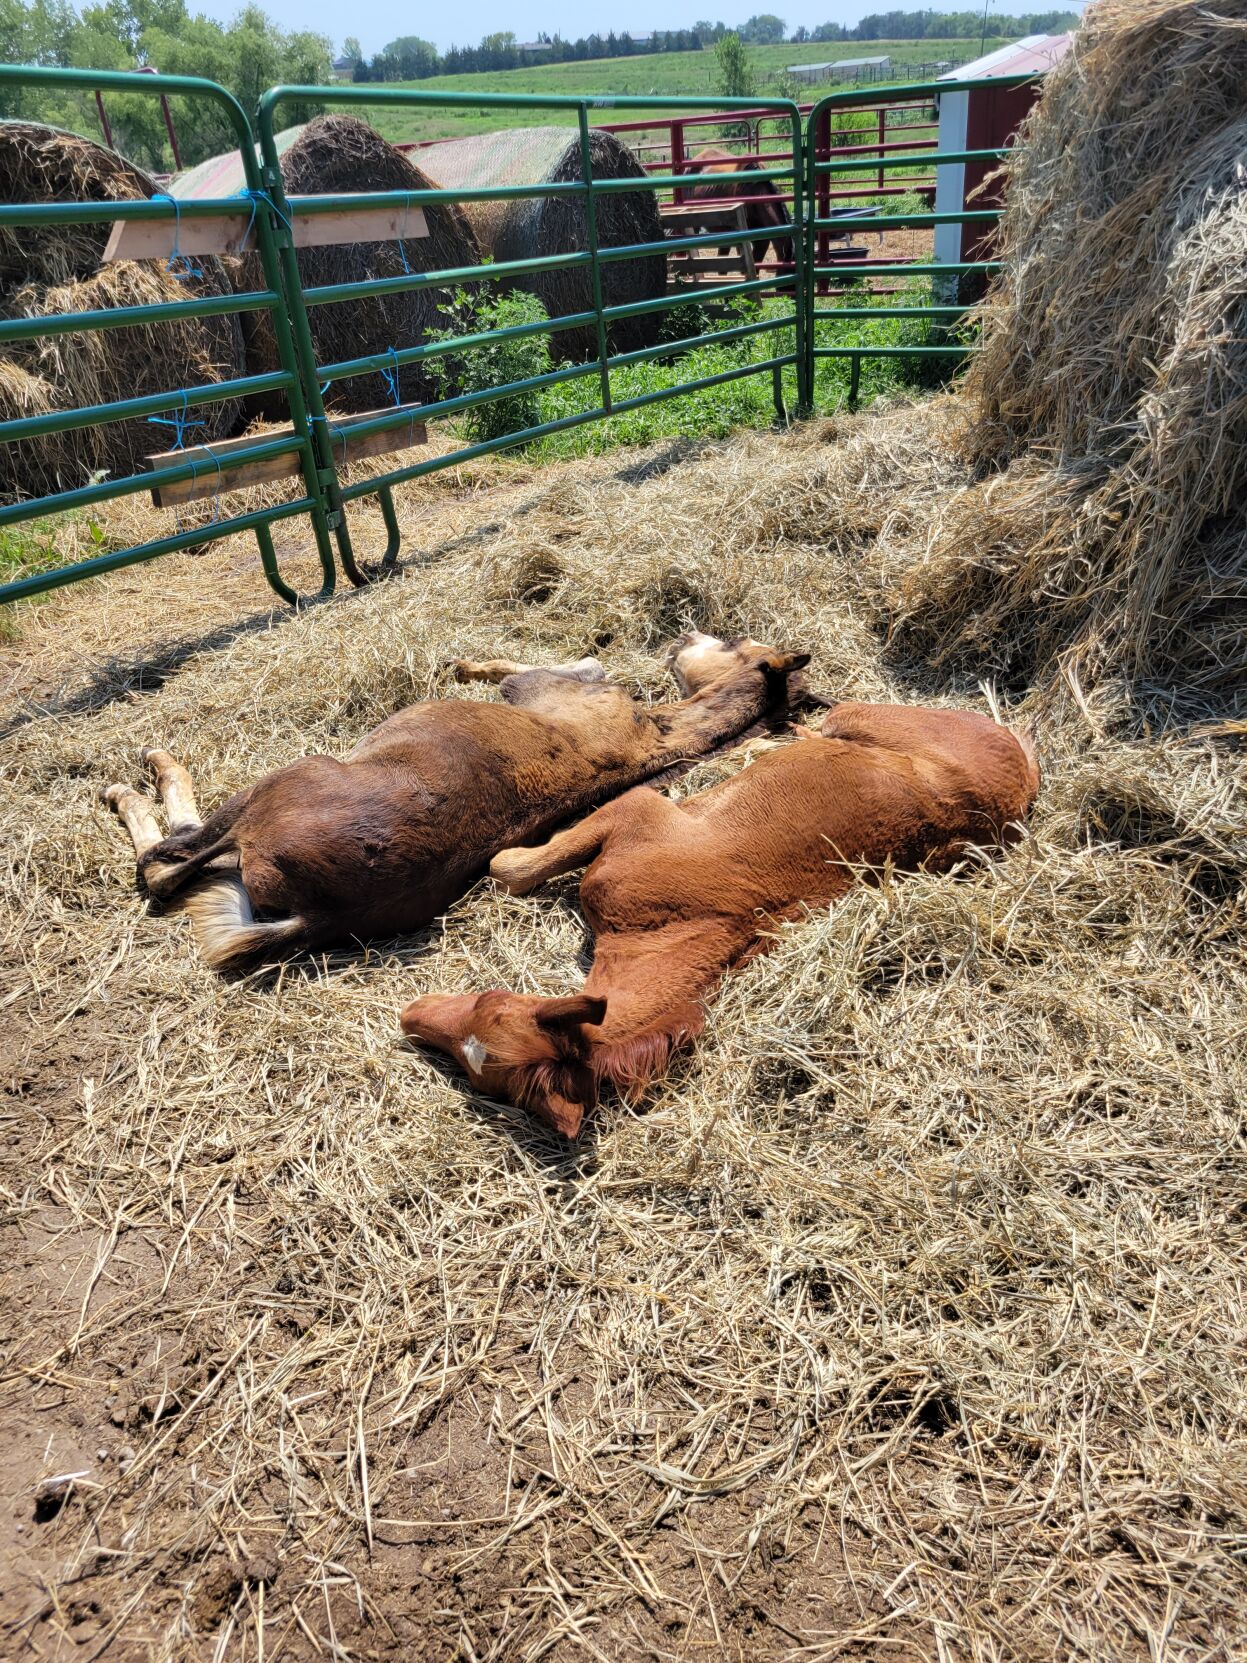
[461,1034,488,1073]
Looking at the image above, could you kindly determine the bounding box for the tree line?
[350,11,1078,82]
[0,0,1078,171]
[0,0,331,168]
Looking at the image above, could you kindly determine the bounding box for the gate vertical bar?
[815,105,830,298]
[791,102,811,416]
[233,117,338,597]
[577,105,613,418]
[256,89,365,586]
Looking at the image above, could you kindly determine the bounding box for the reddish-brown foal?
[101,633,810,970]
[401,702,1039,1137]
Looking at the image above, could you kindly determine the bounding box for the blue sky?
[191,1,1082,60]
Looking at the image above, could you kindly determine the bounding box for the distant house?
[518,42,554,55]
[331,55,356,80]
[786,55,892,84]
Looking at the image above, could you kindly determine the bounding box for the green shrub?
[427,286,553,444]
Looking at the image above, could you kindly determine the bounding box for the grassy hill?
[363,39,1012,146]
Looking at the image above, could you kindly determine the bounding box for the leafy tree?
[380,34,438,79]
[739,14,785,44]
[714,31,754,98]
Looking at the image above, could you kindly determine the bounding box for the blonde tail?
[180,875,306,971]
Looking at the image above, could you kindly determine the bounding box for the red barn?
[933,34,1073,292]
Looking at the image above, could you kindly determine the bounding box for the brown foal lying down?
[401,701,1039,1137]
[101,633,810,971]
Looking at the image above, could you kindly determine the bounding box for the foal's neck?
[646,667,781,767]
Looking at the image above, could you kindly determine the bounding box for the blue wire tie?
[234,188,296,252]
[396,195,413,275]
[200,442,224,528]
[380,347,403,409]
[151,192,203,282]
[147,390,205,452]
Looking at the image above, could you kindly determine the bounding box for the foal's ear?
[535,995,608,1049]
[532,1082,592,1140]
[766,650,811,673]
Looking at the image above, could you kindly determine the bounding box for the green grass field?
[362,39,1012,146]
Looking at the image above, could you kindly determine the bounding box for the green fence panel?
[0,68,1041,611]
[0,64,336,609]
[803,74,1037,404]
[254,83,809,570]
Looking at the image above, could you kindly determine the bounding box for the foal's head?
[400,989,607,1138]
[665,630,810,698]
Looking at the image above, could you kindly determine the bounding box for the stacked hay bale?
[203,115,480,416]
[886,0,1247,699]
[422,126,666,360]
[0,121,245,501]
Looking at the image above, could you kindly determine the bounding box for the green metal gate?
[0,65,338,607]
[0,67,1037,612]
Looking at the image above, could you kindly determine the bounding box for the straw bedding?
[0,123,244,501]
[1,2,1245,1655]
[423,126,667,359]
[229,116,480,416]
[2,409,1245,1659]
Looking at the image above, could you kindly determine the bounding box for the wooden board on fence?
[146,405,428,508]
[105,203,429,263]
[659,201,754,229]
[664,202,756,306]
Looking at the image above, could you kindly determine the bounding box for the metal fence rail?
[0,68,1039,611]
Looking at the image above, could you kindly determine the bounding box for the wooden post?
[671,119,686,205]
[877,105,886,192]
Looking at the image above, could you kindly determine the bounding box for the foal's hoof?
[490,850,535,896]
[448,659,472,683]
[99,782,129,808]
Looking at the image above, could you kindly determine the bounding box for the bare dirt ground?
[2,413,1244,1661]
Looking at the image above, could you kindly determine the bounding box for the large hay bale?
[890,0,1247,698]
[0,120,149,290]
[0,122,245,502]
[205,116,480,416]
[422,127,666,359]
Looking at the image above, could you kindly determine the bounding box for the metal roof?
[786,55,892,72]
[938,33,1072,81]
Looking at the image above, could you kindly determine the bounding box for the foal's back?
[590,702,1038,929]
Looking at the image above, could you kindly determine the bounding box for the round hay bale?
[422,127,666,360]
[4,263,245,500]
[219,116,481,416]
[889,0,1247,696]
[0,122,245,503]
[0,359,74,499]
[0,120,151,290]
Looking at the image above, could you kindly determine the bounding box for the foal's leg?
[142,748,201,832]
[490,800,620,896]
[100,783,163,858]
[453,655,605,685]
